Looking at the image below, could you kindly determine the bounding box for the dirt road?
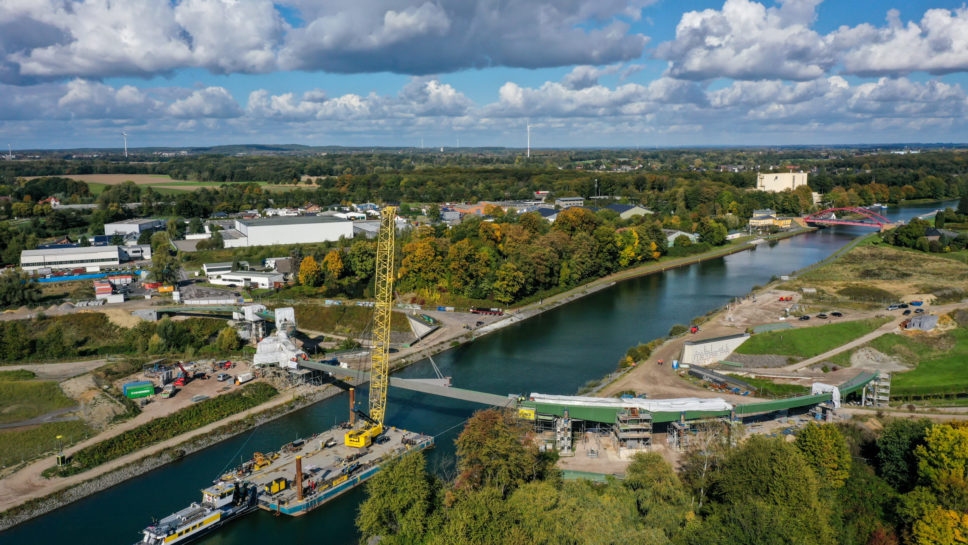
[0,383,315,514]
[0,359,108,380]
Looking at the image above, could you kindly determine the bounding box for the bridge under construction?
[303,359,880,453]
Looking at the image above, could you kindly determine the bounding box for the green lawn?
[292,304,410,335]
[0,421,92,468]
[885,327,968,397]
[734,318,890,359]
[0,381,77,425]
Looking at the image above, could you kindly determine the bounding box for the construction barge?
[135,423,433,544]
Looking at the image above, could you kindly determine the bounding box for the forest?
[357,408,968,545]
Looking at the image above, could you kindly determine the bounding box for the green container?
[125,385,154,399]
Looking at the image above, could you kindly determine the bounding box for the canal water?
[1,202,952,545]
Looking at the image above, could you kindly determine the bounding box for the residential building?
[749,208,792,229]
[755,172,809,193]
[208,271,285,289]
[555,196,584,209]
[925,228,960,242]
[104,218,166,236]
[21,245,121,272]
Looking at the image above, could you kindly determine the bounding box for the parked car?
[899,303,909,309]
[915,308,924,314]
[217,373,232,382]
[799,315,811,321]
[903,309,912,315]
[816,313,828,319]
[830,311,843,317]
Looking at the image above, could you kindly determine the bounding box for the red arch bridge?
[803,207,896,230]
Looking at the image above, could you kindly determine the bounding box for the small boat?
[136,482,258,545]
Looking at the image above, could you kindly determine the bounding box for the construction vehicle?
[174,362,191,387]
[252,452,270,471]
[345,207,396,448]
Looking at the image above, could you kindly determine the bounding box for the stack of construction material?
[93,280,112,298]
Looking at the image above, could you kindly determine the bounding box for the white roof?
[219,271,283,279]
[22,245,119,257]
[529,393,732,413]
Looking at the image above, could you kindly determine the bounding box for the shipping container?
[123,380,155,399]
[158,285,174,293]
[235,372,254,385]
[144,282,162,289]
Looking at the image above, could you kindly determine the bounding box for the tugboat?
[135,481,257,545]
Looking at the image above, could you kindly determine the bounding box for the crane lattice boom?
[345,206,396,447]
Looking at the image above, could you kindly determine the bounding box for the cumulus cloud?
[272,0,651,74]
[247,78,471,121]
[655,0,832,81]
[167,87,242,118]
[837,7,968,76]
[57,79,163,119]
[0,0,651,83]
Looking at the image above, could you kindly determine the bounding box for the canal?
[1,202,952,545]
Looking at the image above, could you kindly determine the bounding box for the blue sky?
[2,0,968,149]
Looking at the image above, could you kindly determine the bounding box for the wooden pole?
[295,456,303,502]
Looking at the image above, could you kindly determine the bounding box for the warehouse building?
[104,218,166,236]
[208,271,285,289]
[755,172,809,193]
[21,246,121,272]
[223,216,354,247]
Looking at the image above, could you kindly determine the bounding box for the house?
[756,172,809,192]
[749,209,787,229]
[906,314,939,331]
[555,197,584,209]
[208,271,285,290]
[662,229,699,246]
[604,203,653,220]
[925,228,960,242]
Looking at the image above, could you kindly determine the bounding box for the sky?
[3,0,968,149]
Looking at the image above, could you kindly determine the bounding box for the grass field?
[879,326,968,397]
[0,420,92,468]
[0,380,76,425]
[292,304,410,336]
[734,318,890,359]
[39,173,304,196]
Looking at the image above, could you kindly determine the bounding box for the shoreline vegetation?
[0,227,817,530]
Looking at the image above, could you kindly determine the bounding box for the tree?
[298,255,322,287]
[427,203,442,222]
[322,249,345,280]
[877,418,931,492]
[0,269,40,309]
[149,232,180,285]
[109,234,123,246]
[910,507,968,545]
[697,217,727,246]
[357,451,435,544]
[915,424,968,511]
[958,194,968,216]
[215,327,241,352]
[491,262,524,305]
[624,452,693,539]
[795,423,851,489]
[454,409,554,496]
[552,207,599,235]
[79,234,91,247]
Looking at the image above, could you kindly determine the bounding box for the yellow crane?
[345,206,396,448]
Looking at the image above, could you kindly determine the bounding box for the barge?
[135,423,433,544]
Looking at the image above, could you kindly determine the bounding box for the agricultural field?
[734,318,890,359]
[784,241,968,305]
[28,173,304,195]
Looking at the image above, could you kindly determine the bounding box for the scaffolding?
[613,408,652,450]
[863,373,890,407]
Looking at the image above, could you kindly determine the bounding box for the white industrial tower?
[121,131,128,158]
[526,121,531,158]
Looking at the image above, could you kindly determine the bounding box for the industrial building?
[104,218,166,236]
[20,245,121,272]
[219,216,354,247]
[756,172,809,193]
[555,197,585,209]
[208,270,285,289]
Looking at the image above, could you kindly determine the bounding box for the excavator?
[345,207,396,448]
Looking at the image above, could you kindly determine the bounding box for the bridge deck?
[299,362,514,407]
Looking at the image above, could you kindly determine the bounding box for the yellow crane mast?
[345,206,396,448]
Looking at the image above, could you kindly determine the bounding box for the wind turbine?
[6,144,11,160]
[121,131,128,158]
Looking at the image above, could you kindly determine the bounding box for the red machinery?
[174,362,191,387]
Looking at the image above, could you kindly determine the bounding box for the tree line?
[358,409,968,545]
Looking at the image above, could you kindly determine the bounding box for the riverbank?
[0,228,818,530]
[0,384,337,530]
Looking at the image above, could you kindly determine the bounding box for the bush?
[668,324,689,337]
